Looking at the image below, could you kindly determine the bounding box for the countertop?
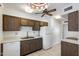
[62,38,79,45]
[0,36,42,44]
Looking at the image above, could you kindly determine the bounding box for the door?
[20,40,30,56]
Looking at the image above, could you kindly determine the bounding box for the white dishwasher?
[3,42,20,56]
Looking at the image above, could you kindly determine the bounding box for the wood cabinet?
[30,38,42,52]
[20,38,42,56]
[20,40,30,56]
[3,15,48,31]
[3,15,21,31]
[68,11,79,31]
[21,18,34,26]
[0,44,3,56]
[61,41,79,56]
[32,21,40,31]
[40,22,48,27]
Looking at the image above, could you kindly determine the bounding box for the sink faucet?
[26,32,28,38]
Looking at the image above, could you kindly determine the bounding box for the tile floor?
[27,43,61,56]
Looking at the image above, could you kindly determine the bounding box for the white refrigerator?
[40,26,53,49]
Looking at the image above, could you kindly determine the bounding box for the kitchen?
[0,3,79,56]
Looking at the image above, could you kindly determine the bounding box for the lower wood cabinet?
[20,40,31,56]
[1,38,42,56]
[61,41,79,56]
[20,38,42,56]
[30,38,42,52]
[0,44,1,56]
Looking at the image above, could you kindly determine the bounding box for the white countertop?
[0,36,42,44]
[62,39,79,45]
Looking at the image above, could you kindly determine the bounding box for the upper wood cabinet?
[68,11,79,31]
[3,15,21,31]
[3,15,48,31]
[32,21,40,31]
[40,22,48,27]
[21,18,34,26]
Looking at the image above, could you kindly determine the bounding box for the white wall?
[63,24,79,39]
[48,18,62,45]
[0,4,3,56]
[56,4,79,16]
[3,26,39,38]
[0,5,3,41]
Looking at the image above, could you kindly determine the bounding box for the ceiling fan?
[35,9,56,17]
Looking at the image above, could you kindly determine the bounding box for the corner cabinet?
[68,11,79,31]
[3,15,21,31]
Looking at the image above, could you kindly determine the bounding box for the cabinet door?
[3,15,21,31]
[30,39,37,52]
[3,42,20,56]
[14,17,21,31]
[20,40,30,56]
[30,38,42,52]
[40,22,48,27]
[21,19,27,26]
[61,41,78,56]
[36,38,42,50]
[33,21,40,31]
[27,20,34,26]
[3,15,10,31]
[68,11,78,31]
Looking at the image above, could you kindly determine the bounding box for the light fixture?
[25,5,33,13]
[30,3,48,12]
[53,15,62,19]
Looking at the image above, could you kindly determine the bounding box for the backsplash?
[3,26,40,38]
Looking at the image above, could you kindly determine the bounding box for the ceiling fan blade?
[35,13,42,14]
[46,13,52,16]
[41,14,45,17]
[48,9,56,12]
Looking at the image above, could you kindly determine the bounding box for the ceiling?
[3,3,72,13]
[3,3,73,21]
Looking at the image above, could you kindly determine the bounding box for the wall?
[0,5,3,41]
[63,24,79,39]
[48,18,62,45]
[3,26,39,38]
